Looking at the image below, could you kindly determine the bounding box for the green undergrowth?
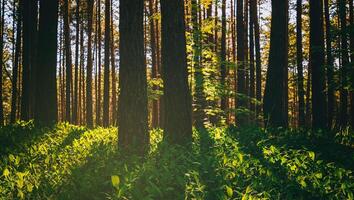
[0,123,353,199]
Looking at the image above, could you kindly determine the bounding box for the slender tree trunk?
[249,0,255,118]
[35,0,59,125]
[118,0,149,155]
[0,0,4,125]
[296,0,305,127]
[10,0,22,124]
[103,0,110,127]
[86,0,94,128]
[263,0,288,128]
[64,0,72,123]
[349,0,354,128]
[324,0,335,129]
[161,0,192,144]
[220,0,227,116]
[310,0,327,129]
[338,0,349,128]
[110,0,117,126]
[236,0,247,125]
[73,0,80,124]
[96,0,102,126]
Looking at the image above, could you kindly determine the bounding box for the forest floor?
[0,122,353,200]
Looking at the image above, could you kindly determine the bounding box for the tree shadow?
[228,127,320,199]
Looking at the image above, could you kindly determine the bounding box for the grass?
[0,122,353,199]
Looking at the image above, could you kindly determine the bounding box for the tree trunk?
[324,0,335,129]
[10,0,22,124]
[263,0,288,128]
[310,0,327,129]
[103,0,110,127]
[35,0,59,124]
[96,0,102,126]
[220,0,227,118]
[118,0,149,155]
[64,0,72,123]
[349,0,354,128]
[0,0,4,125]
[236,0,247,125]
[339,0,349,128]
[73,0,80,124]
[86,0,94,128]
[110,0,117,126]
[161,0,192,144]
[249,0,255,118]
[296,0,305,127]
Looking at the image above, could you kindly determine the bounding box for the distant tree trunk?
[263,0,288,128]
[79,25,84,124]
[103,0,110,127]
[96,0,102,126]
[296,0,305,127]
[0,0,4,125]
[249,0,255,117]
[10,0,22,124]
[86,0,94,128]
[73,0,80,125]
[110,0,117,126]
[118,0,149,155]
[338,0,349,128]
[35,0,59,124]
[161,0,192,144]
[64,0,72,123]
[220,0,227,117]
[251,0,262,118]
[192,0,206,129]
[349,0,354,128]
[309,0,327,129]
[236,0,247,125]
[149,0,159,128]
[324,0,335,129]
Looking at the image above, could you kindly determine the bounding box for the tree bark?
[118,0,149,155]
[103,0,110,127]
[263,0,288,128]
[310,0,327,129]
[0,0,4,125]
[35,0,59,125]
[161,0,192,144]
[64,0,72,123]
[86,0,94,128]
[296,0,305,127]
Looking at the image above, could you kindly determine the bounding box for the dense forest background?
[0,0,354,199]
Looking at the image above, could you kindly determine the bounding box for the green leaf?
[308,151,315,161]
[226,185,233,197]
[111,175,120,187]
[3,168,10,177]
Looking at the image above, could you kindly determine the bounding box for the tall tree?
[118,0,149,155]
[96,0,102,126]
[161,0,192,144]
[192,0,206,129]
[103,0,110,127]
[73,0,80,124]
[220,0,227,115]
[263,0,288,128]
[249,0,256,116]
[21,0,37,121]
[86,0,94,128]
[35,0,59,124]
[110,0,117,126]
[0,0,5,125]
[349,0,354,127]
[64,0,72,123]
[324,0,335,129]
[236,0,247,125]
[296,0,305,127]
[309,0,327,129]
[10,0,22,123]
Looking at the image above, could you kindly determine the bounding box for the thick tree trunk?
[349,0,354,128]
[161,0,192,144]
[73,0,80,124]
[0,0,4,125]
[249,0,255,118]
[86,0,94,128]
[220,0,227,119]
[263,0,288,128]
[96,0,102,126]
[118,0,149,155]
[296,0,305,127]
[103,0,110,127]
[35,0,59,124]
[310,0,327,129]
[110,0,117,126]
